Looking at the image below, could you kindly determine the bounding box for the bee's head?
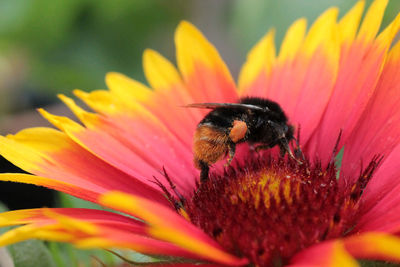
[284,124,294,142]
[266,120,293,142]
[267,121,301,163]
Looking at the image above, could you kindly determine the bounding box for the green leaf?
[58,192,103,210]
[8,240,57,267]
[359,260,400,267]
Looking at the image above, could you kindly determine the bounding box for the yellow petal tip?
[238,28,276,91]
[278,17,307,62]
[176,20,195,32]
[302,6,339,62]
[106,72,152,103]
[143,48,181,90]
[339,0,365,43]
[175,20,234,86]
[358,0,389,41]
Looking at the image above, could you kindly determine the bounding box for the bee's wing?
[185,103,265,111]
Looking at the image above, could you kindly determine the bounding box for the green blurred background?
[0,0,399,126]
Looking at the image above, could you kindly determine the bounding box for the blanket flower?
[0,0,400,266]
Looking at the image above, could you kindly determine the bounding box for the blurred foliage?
[360,260,400,267]
[230,0,400,63]
[0,203,56,267]
[1,0,399,115]
[0,0,187,113]
[8,240,57,267]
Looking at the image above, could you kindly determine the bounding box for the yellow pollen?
[228,170,298,209]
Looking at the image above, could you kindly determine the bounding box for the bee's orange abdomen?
[193,125,229,169]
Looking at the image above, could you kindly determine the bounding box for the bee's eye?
[283,125,289,133]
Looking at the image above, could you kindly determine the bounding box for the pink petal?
[354,143,400,232]
[99,191,249,266]
[340,41,400,181]
[175,21,238,103]
[290,240,358,267]
[306,41,387,163]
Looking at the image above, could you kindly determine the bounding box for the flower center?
[183,153,380,267]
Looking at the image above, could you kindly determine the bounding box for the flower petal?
[278,19,307,64]
[267,8,339,144]
[142,49,206,137]
[340,38,400,181]
[104,72,201,148]
[0,209,200,260]
[343,232,400,263]
[357,0,388,42]
[73,89,123,115]
[106,72,154,103]
[99,191,248,266]
[0,127,169,206]
[0,173,99,203]
[175,21,238,102]
[293,232,400,266]
[306,4,399,163]
[338,0,365,44]
[238,29,276,95]
[355,144,400,232]
[290,241,358,267]
[55,96,197,194]
[143,48,182,93]
[0,208,145,231]
[105,70,200,144]
[356,189,400,233]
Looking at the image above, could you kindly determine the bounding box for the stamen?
[155,132,381,266]
[151,167,185,211]
[184,150,379,266]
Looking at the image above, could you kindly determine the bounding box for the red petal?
[175,21,238,103]
[290,240,358,267]
[355,144,400,232]
[60,94,198,193]
[306,41,387,164]
[99,191,248,266]
[340,42,400,183]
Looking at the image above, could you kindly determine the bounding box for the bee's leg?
[278,143,286,157]
[199,160,210,183]
[225,143,236,166]
[255,144,271,152]
[279,140,302,164]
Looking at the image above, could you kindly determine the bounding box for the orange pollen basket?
[169,150,382,266]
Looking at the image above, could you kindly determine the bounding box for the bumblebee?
[187,97,298,182]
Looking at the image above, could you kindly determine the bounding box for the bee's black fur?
[193,97,296,181]
[199,97,292,142]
